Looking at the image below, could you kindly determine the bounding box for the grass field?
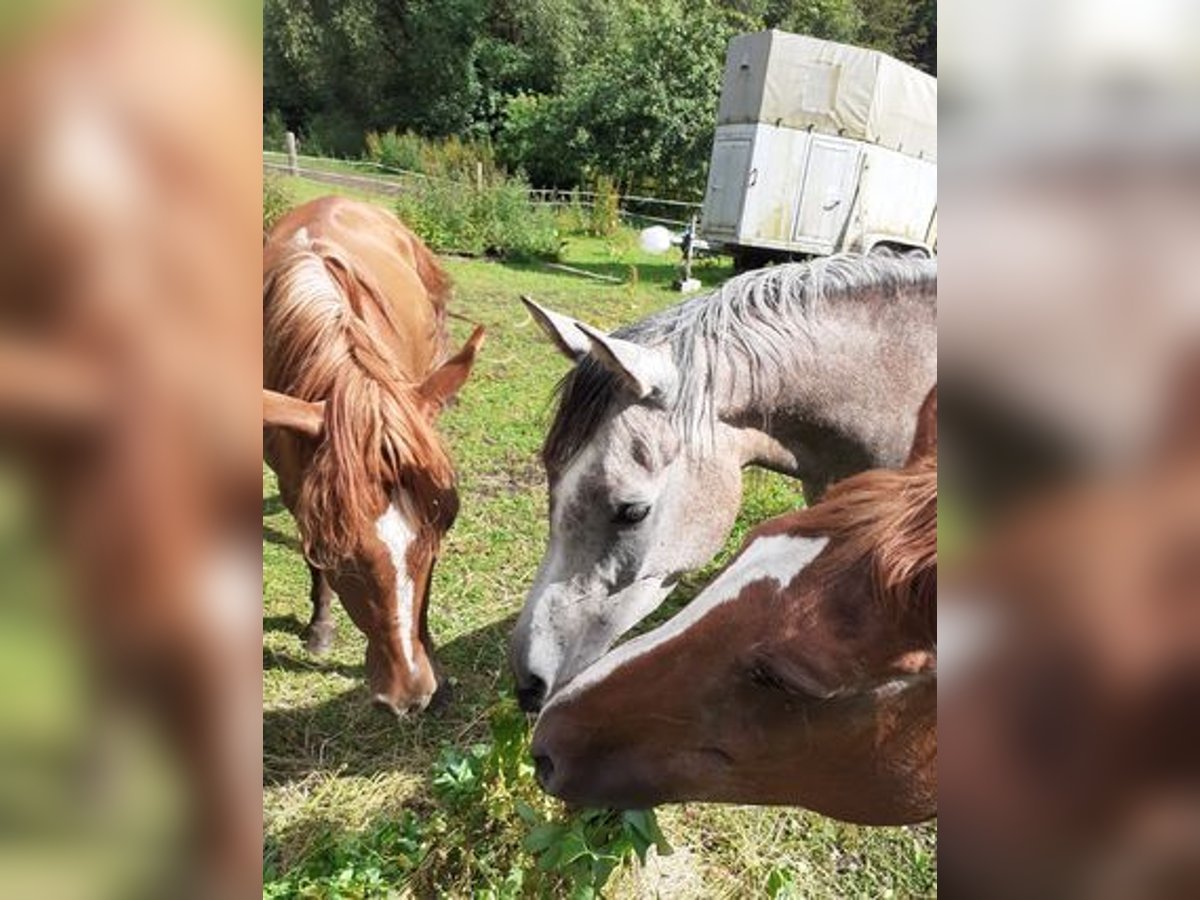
[262,184,937,897]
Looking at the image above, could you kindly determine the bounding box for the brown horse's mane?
[793,453,937,636]
[264,235,453,566]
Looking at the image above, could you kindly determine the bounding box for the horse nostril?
[533,752,555,787]
[516,676,547,713]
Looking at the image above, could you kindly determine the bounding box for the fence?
[264,150,702,230]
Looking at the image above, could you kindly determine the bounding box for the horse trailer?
[700,30,936,269]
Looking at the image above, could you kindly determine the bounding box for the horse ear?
[575,322,678,402]
[521,295,591,362]
[906,386,937,464]
[419,326,486,415]
[263,389,325,438]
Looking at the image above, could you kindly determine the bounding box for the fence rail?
[264,151,702,229]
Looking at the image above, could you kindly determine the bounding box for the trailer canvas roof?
[717,30,937,163]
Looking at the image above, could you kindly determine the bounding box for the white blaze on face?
[545,533,831,709]
[374,498,420,675]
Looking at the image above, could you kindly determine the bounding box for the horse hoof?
[302,626,334,656]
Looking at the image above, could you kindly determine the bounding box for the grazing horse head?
[264,200,483,715]
[510,257,937,709]
[510,296,741,710]
[529,389,938,824]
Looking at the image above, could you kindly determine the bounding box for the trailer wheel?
[732,248,774,273]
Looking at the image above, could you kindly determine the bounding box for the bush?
[365,129,426,173]
[366,129,500,183]
[553,189,591,236]
[395,176,559,261]
[264,109,288,153]
[302,110,363,158]
[589,175,620,238]
[263,175,292,231]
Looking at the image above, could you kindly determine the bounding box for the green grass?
[270,174,385,208]
[263,182,936,897]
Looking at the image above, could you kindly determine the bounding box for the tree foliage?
[264,0,936,193]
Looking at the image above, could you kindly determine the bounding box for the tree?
[761,0,862,43]
[263,0,937,189]
[498,1,751,196]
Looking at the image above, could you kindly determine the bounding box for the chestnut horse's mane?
[794,452,937,636]
[264,234,453,566]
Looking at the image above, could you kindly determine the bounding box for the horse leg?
[302,563,336,655]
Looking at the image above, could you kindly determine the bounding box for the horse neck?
[693,292,935,479]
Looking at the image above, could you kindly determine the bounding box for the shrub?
[553,189,591,237]
[365,129,426,174]
[589,175,621,237]
[366,129,500,184]
[264,109,288,153]
[263,175,292,231]
[395,176,558,261]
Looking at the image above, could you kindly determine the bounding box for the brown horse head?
[264,198,483,715]
[530,387,937,823]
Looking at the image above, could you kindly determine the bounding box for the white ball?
[639,225,673,255]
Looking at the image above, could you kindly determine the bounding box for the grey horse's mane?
[543,253,937,473]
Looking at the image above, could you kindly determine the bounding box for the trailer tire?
[732,248,774,273]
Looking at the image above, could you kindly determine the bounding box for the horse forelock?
[542,254,936,473]
[796,454,937,638]
[265,240,454,568]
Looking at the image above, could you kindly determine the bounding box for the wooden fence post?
[285,131,298,176]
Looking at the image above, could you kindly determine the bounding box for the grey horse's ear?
[575,322,678,402]
[521,295,591,362]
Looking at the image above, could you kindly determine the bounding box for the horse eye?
[613,502,651,525]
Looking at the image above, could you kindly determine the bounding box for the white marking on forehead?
[546,533,830,708]
[375,498,419,675]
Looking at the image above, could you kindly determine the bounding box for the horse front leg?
[302,562,336,655]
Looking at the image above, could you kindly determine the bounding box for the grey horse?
[511,254,936,710]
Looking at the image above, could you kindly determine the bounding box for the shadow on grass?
[263,648,363,680]
[263,494,286,516]
[264,524,302,553]
[497,255,731,291]
[264,614,305,638]
[263,612,517,788]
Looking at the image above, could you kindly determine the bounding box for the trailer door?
[792,136,860,252]
[703,137,753,234]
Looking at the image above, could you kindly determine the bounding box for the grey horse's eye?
[613,502,651,526]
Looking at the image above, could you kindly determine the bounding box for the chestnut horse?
[264,196,484,715]
[0,4,263,894]
[530,388,937,824]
